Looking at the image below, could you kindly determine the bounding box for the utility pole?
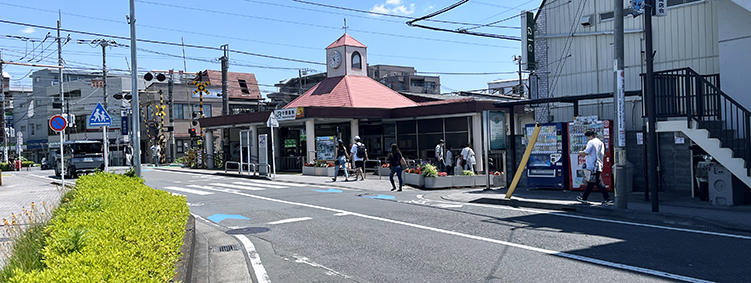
[613,0,628,209]
[0,50,6,164]
[100,40,110,172]
[129,0,142,177]
[221,44,229,168]
[644,0,659,212]
[168,70,175,163]
[58,16,66,187]
[512,55,524,96]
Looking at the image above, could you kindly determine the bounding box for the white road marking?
[267,217,312,225]
[195,186,716,283]
[232,181,286,189]
[163,186,214,196]
[235,235,271,283]
[210,183,266,191]
[187,185,241,194]
[461,202,751,241]
[436,204,464,208]
[291,255,352,279]
[248,179,308,187]
[334,212,352,216]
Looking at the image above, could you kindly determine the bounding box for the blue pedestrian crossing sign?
[89,102,112,126]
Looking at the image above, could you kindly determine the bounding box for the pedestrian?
[435,139,445,173]
[150,144,161,166]
[388,143,406,191]
[460,144,476,173]
[350,136,368,180]
[445,144,454,175]
[8,155,15,171]
[332,139,350,182]
[576,130,613,204]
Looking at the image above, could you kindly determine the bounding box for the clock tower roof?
[326,33,367,49]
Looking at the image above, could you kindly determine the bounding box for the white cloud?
[371,0,415,16]
[20,27,35,34]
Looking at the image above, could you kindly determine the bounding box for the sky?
[0,0,541,95]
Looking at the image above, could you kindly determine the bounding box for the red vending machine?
[567,117,614,191]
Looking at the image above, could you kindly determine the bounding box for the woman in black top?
[388,143,404,191]
[332,140,350,182]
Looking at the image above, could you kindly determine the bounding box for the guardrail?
[364,160,383,180]
[225,161,259,177]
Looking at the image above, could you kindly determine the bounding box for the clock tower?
[325,33,367,78]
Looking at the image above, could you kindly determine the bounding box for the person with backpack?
[350,135,368,181]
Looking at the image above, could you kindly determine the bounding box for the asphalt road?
[28,169,751,282]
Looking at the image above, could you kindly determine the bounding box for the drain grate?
[217,244,241,252]
[225,227,270,235]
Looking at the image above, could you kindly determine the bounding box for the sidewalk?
[159,166,751,233]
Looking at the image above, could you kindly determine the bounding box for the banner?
[488,111,507,150]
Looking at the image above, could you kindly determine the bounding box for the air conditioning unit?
[707,164,742,206]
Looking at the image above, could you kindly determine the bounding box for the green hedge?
[8,172,190,282]
[0,161,35,171]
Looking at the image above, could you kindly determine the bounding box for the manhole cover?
[225,227,270,235]
[217,244,241,252]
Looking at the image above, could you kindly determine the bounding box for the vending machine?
[524,123,568,189]
[567,117,614,191]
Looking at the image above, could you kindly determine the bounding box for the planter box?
[314,167,335,176]
[452,175,474,187]
[424,177,453,189]
[492,174,506,188]
[404,173,424,188]
[379,167,392,176]
[302,166,316,176]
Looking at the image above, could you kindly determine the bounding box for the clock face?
[328,50,342,68]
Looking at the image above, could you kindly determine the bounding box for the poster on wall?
[488,111,507,150]
[316,136,335,161]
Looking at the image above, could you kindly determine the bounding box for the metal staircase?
[651,67,751,189]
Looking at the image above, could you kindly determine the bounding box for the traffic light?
[188,128,196,137]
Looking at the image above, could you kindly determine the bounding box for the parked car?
[54,140,104,178]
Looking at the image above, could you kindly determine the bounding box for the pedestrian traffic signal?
[188,128,196,137]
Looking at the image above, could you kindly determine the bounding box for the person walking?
[388,143,406,191]
[435,139,445,173]
[445,144,454,175]
[350,136,368,180]
[150,144,161,166]
[460,144,476,173]
[576,130,613,204]
[332,139,350,182]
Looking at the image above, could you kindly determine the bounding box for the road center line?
[195,186,713,283]
[235,235,271,283]
[267,217,313,225]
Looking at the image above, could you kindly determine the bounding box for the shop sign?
[273,108,299,121]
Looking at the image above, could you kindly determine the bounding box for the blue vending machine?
[524,123,569,189]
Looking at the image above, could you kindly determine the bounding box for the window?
[30,124,35,135]
[177,141,184,153]
[174,103,185,119]
[238,79,250,94]
[351,51,362,69]
[411,79,425,87]
[193,104,211,118]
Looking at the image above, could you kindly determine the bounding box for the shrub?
[421,164,438,177]
[462,170,476,176]
[7,172,189,282]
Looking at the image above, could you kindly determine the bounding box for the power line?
[416,71,518,75]
[0,19,326,66]
[407,1,521,41]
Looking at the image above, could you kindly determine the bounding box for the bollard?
[613,148,629,209]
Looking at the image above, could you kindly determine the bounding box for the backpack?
[356,143,366,158]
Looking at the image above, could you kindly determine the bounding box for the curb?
[172,214,196,283]
[445,195,751,233]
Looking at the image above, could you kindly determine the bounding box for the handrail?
[364,160,383,180]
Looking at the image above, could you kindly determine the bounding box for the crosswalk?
[161,180,321,196]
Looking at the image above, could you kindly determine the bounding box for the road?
[25,169,751,282]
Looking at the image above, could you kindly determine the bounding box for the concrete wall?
[718,0,751,110]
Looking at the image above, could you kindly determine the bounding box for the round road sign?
[50,115,67,132]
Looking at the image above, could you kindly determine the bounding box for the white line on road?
[163,186,214,196]
[267,217,312,225]
[235,235,271,283]
[187,185,241,194]
[210,183,266,191]
[246,179,308,187]
[459,201,751,241]
[232,181,286,189]
[194,186,714,283]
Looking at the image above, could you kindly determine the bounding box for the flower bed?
[404,173,424,187]
[302,166,316,176]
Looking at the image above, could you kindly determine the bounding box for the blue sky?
[0,0,540,95]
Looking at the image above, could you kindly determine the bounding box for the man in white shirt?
[460,144,476,173]
[576,130,612,204]
[150,144,161,166]
[435,139,445,172]
[350,136,368,180]
[445,144,454,175]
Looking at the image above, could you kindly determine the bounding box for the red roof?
[283,76,418,109]
[326,33,367,49]
[194,70,262,100]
